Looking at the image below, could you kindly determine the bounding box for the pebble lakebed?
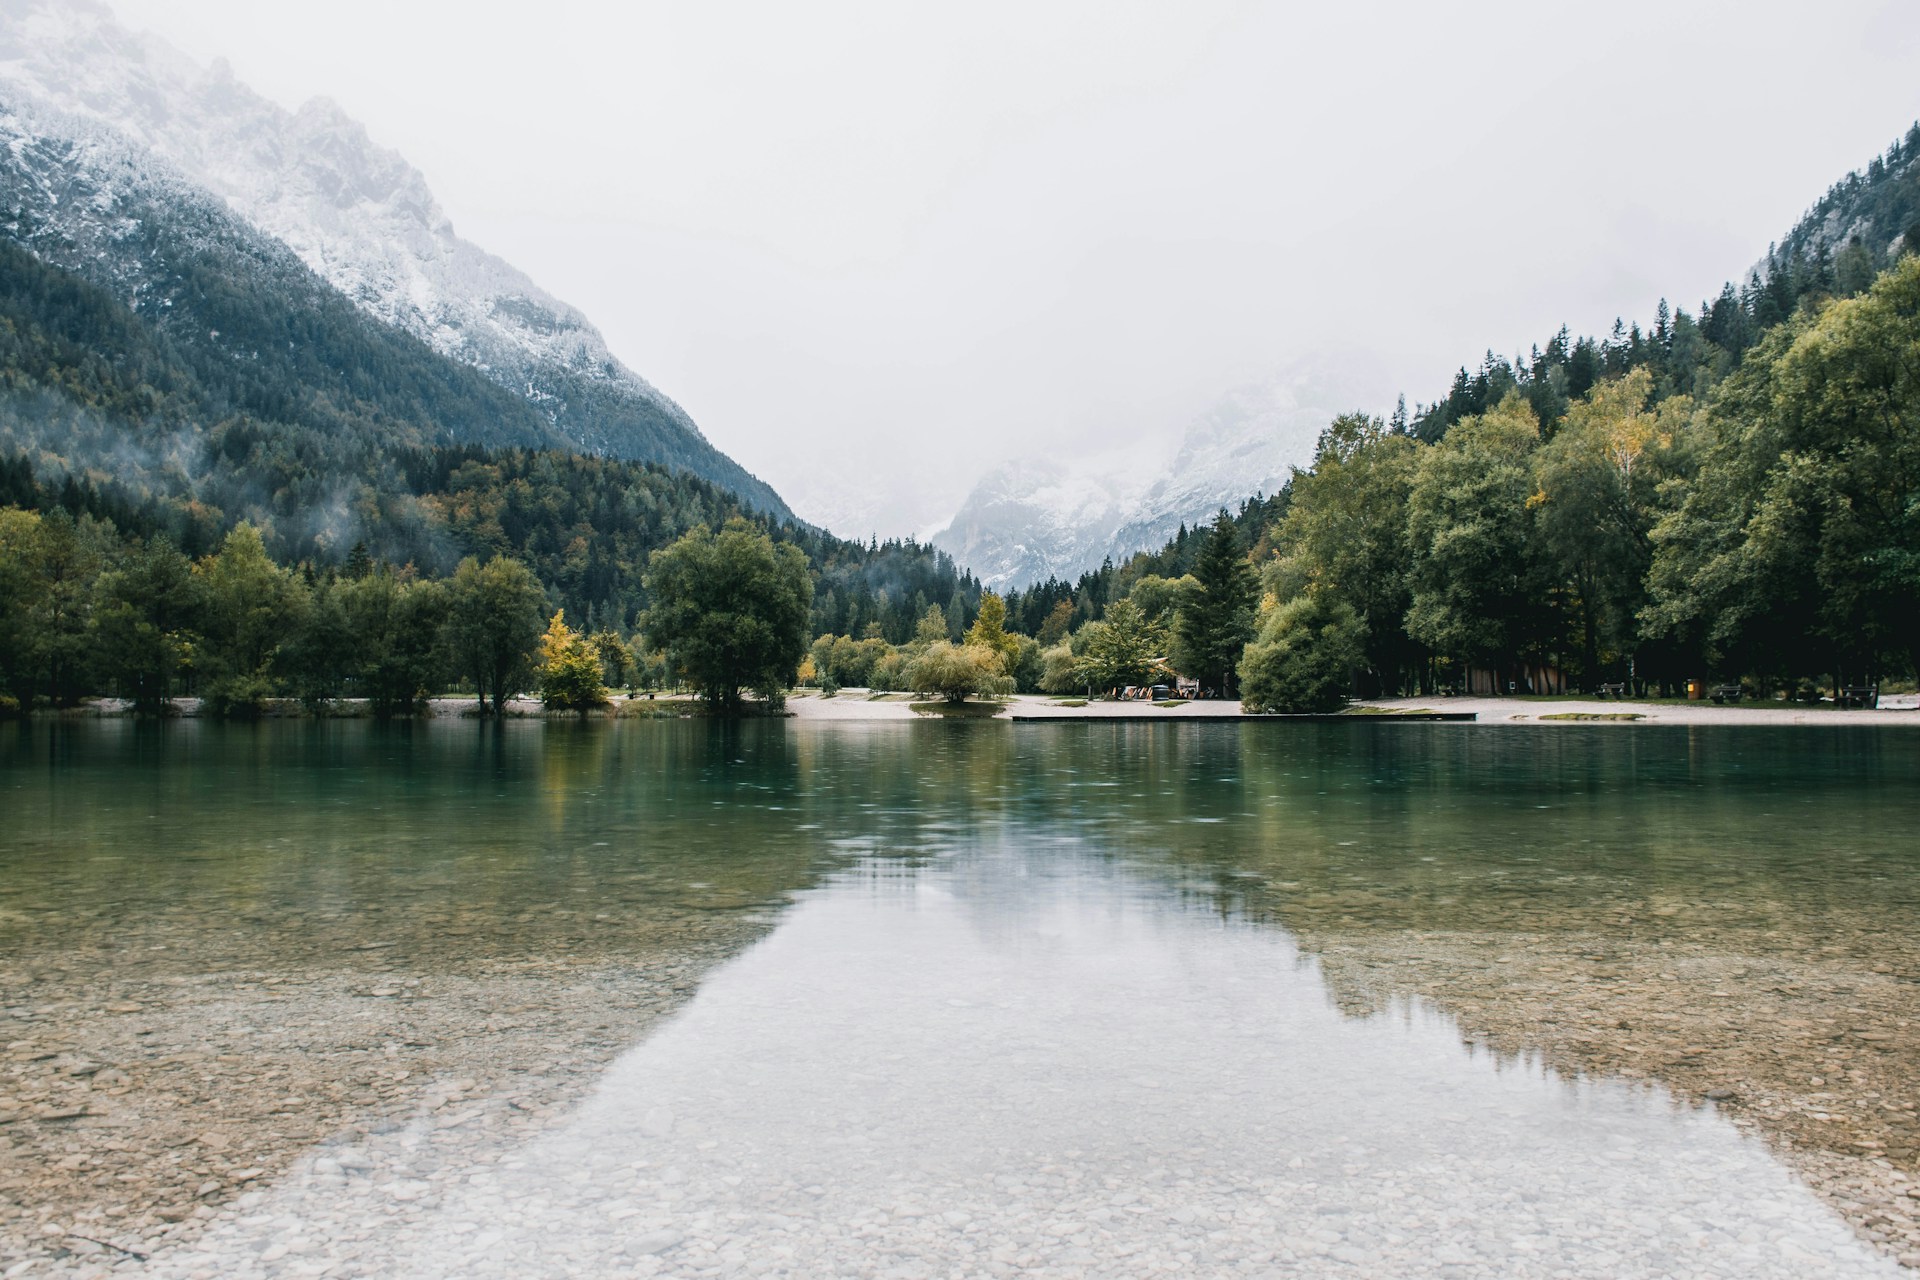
[4,886,1918,1276]
[0,905,773,1276]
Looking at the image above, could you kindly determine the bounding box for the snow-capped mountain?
[933,353,1398,588]
[0,0,791,518]
[0,93,568,456]
[930,457,1139,593]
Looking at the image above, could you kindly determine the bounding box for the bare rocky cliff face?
[0,0,792,518]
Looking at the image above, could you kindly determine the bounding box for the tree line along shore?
[981,249,1920,712]
[4,251,1919,719]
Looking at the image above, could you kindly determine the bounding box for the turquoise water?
[5,720,1916,958]
[8,720,1919,1276]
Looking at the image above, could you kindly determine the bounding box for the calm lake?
[6,720,1919,1277]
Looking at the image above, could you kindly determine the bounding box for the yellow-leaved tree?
[963,591,1021,670]
[538,610,608,710]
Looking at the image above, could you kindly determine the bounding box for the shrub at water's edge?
[1240,594,1366,714]
[909,699,1007,718]
[905,642,1014,704]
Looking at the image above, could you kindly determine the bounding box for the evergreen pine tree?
[1173,512,1256,697]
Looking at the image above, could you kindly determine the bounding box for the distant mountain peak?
[933,351,1396,588]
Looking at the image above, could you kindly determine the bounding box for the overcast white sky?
[107,0,1920,536]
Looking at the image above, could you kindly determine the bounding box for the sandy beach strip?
[783,690,1920,726]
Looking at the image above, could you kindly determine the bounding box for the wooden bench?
[1839,686,1880,709]
[1708,683,1744,705]
[1597,683,1626,698]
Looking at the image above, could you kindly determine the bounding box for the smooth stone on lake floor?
[628,1228,682,1255]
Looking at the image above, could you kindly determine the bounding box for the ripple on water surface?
[158,846,1895,1280]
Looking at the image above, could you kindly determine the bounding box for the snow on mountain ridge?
[0,0,609,386]
[0,93,577,510]
[933,353,1398,588]
[0,0,792,516]
[936,458,1131,589]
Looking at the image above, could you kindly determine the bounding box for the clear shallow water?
[7,720,1920,1275]
[171,849,1894,1279]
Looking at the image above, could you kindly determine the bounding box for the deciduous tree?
[906,641,1013,703]
[964,591,1020,669]
[1269,414,1422,694]
[642,518,813,711]
[1405,393,1544,684]
[89,535,197,716]
[1073,599,1169,693]
[443,555,547,716]
[1529,370,1688,685]
[196,523,306,717]
[537,610,608,710]
[340,570,447,717]
[1036,599,1075,648]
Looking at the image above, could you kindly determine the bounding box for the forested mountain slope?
[0,0,792,519]
[1773,123,1920,282]
[0,107,568,461]
[0,111,975,642]
[1412,124,1920,441]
